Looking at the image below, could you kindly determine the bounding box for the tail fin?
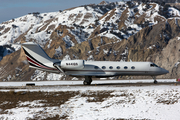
[22,42,60,73]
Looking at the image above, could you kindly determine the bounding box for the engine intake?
[61,60,84,70]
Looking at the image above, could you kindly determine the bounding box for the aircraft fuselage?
[64,61,169,77]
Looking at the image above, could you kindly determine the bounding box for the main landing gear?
[152,76,158,84]
[83,76,92,85]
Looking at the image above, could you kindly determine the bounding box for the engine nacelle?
[60,60,84,70]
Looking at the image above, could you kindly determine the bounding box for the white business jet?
[22,42,169,85]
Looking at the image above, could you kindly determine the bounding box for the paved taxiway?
[0,79,179,89]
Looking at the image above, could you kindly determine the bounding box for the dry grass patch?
[0,91,79,112]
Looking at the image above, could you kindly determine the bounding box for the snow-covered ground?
[0,79,180,120]
[67,85,180,120]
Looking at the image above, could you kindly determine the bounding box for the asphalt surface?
[0,81,180,89]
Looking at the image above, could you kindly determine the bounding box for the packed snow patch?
[65,87,180,120]
[31,70,46,81]
[175,62,180,67]
[46,73,63,81]
[19,100,46,107]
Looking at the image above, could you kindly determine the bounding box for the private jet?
[22,42,169,85]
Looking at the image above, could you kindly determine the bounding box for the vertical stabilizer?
[22,42,60,73]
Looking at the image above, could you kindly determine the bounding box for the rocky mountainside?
[133,0,180,3]
[0,1,180,81]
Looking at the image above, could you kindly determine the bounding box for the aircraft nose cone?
[162,68,169,74]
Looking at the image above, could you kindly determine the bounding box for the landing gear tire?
[154,80,158,84]
[152,76,158,84]
[83,76,92,85]
[83,81,91,85]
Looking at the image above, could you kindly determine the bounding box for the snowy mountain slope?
[1,1,180,81]
[0,12,63,47]
[88,2,180,42]
[0,2,117,47]
[0,1,179,52]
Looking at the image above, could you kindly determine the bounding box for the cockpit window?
[150,63,158,67]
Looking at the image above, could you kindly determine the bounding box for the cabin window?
[117,66,120,69]
[131,66,135,69]
[94,66,99,69]
[124,66,128,69]
[109,66,113,69]
[102,66,106,69]
[150,63,158,67]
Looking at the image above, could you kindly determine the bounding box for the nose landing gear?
[152,76,158,84]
